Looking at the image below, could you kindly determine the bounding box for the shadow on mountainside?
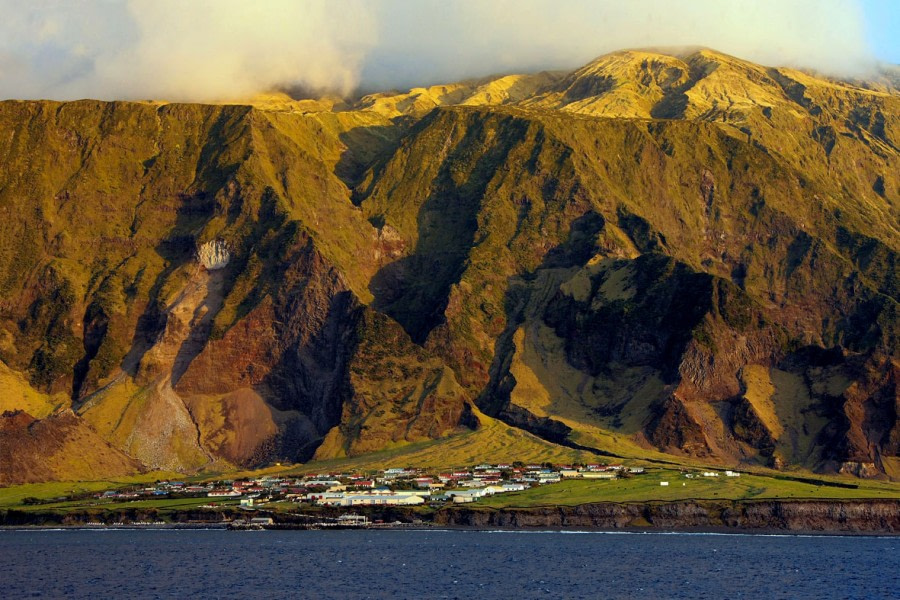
[117,190,219,383]
[474,208,730,456]
[471,210,622,453]
[367,116,531,344]
[334,122,406,199]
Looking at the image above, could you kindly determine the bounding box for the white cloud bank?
[0,0,879,101]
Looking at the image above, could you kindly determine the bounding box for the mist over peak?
[0,1,887,103]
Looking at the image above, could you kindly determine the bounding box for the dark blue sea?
[2,529,897,599]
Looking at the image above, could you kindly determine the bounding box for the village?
[14,461,871,533]
[91,462,650,510]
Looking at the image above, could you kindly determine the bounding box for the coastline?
[433,499,900,534]
[3,498,898,535]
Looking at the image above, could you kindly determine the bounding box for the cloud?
[361,0,876,89]
[0,0,878,101]
[0,0,376,101]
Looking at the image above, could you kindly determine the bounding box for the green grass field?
[479,469,900,508]
[0,472,181,509]
[10,496,241,513]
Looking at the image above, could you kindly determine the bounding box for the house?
[581,471,616,480]
[395,490,431,497]
[560,469,581,478]
[725,471,741,477]
[382,468,412,480]
[501,483,527,492]
[452,494,477,503]
[660,481,669,486]
[447,489,487,503]
[306,492,345,503]
[460,479,487,488]
[208,490,241,498]
[482,484,525,495]
[304,479,342,487]
[446,489,488,500]
[331,494,425,507]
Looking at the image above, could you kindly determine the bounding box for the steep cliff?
[435,499,900,532]
[0,48,897,482]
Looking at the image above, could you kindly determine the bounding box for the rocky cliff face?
[435,499,900,533]
[0,48,897,482]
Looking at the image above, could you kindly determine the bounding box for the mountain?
[0,49,897,484]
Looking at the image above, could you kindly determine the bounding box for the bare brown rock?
[0,410,142,485]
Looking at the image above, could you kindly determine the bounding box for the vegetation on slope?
[0,48,897,484]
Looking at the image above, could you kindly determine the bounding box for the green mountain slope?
[0,48,897,483]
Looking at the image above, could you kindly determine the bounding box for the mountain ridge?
[0,48,897,484]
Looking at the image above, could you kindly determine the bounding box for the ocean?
[2,529,897,599]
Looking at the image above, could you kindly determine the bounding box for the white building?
[208,490,241,498]
[581,472,616,480]
[324,494,425,507]
[448,489,488,503]
[500,483,527,493]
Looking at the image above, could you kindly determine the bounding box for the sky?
[0,0,897,102]
[862,0,900,64]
